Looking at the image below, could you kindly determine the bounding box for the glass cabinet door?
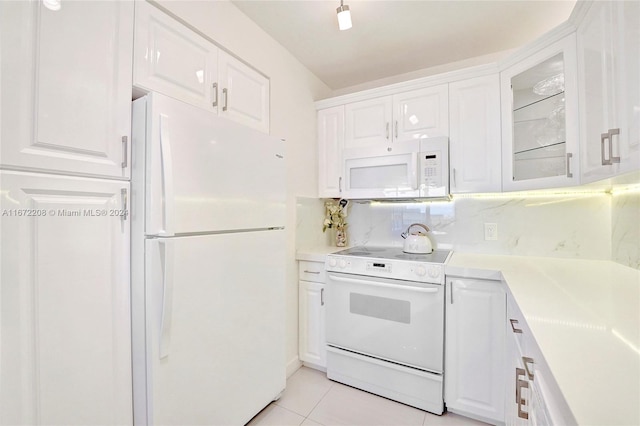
[512,53,567,181]
[501,35,579,191]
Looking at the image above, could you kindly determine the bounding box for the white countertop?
[447,253,640,426]
[296,246,350,262]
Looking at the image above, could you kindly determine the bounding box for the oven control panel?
[326,255,444,284]
[366,261,392,273]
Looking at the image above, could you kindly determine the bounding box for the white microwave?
[343,137,449,200]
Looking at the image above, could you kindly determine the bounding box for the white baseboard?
[286,356,302,378]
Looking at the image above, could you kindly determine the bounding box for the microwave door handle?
[328,274,439,293]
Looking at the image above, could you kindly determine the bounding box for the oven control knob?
[328,257,337,267]
[427,266,440,279]
[338,259,347,269]
[415,266,426,277]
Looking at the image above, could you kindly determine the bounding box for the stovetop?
[326,246,451,284]
[333,246,451,264]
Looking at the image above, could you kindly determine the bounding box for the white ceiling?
[231,0,577,90]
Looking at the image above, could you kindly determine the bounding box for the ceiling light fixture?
[336,0,352,31]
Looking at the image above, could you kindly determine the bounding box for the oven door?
[326,272,444,373]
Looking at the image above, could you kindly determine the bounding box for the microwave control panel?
[419,137,449,197]
[421,153,442,188]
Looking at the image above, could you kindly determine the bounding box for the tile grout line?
[301,378,335,425]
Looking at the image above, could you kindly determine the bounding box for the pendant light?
[336,0,352,31]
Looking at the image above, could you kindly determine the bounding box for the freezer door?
[139,92,285,236]
[142,230,285,425]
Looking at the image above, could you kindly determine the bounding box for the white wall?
[155,0,332,375]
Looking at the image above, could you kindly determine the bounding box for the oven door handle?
[328,274,439,293]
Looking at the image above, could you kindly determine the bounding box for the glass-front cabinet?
[501,35,580,191]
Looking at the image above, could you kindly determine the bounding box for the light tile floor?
[247,367,490,426]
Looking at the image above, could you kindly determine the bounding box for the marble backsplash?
[297,191,639,269]
[611,191,640,269]
[344,194,612,260]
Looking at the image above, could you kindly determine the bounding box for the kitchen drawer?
[299,261,326,283]
[506,293,576,425]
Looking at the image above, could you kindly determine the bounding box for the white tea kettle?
[401,223,433,254]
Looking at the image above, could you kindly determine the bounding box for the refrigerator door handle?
[159,114,175,236]
[159,240,175,359]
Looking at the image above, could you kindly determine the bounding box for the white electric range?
[325,246,452,414]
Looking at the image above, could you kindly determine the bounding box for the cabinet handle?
[321,288,325,306]
[121,136,128,169]
[450,285,453,304]
[601,132,612,165]
[510,319,523,334]
[523,356,534,380]
[395,121,398,138]
[121,188,128,223]
[386,122,390,140]
[339,176,342,193]
[516,368,530,420]
[212,82,218,107]
[222,88,228,112]
[609,128,621,163]
[566,152,573,178]
[452,168,457,188]
[304,270,320,274]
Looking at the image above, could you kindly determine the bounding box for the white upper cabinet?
[344,96,394,151]
[449,74,502,193]
[318,106,345,198]
[0,0,133,178]
[134,1,270,133]
[501,35,580,191]
[577,1,640,182]
[134,0,218,113]
[0,171,132,426]
[394,85,449,140]
[344,84,448,154]
[218,51,270,134]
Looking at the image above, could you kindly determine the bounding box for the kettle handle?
[401,223,430,239]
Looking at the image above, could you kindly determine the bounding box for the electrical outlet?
[484,223,498,241]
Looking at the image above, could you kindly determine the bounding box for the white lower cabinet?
[298,261,326,369]
[0,171,132,426]
[505,294,576,426]
[445,277,505,424]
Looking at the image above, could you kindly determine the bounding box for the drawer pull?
[510,319,523,334]
[523,356,534,380]
[321,288,325,306]
[609,128,621,163]
[516,368,529,420]
[304,270,321,274]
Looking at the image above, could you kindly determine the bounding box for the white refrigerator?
[131,92,286,425]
